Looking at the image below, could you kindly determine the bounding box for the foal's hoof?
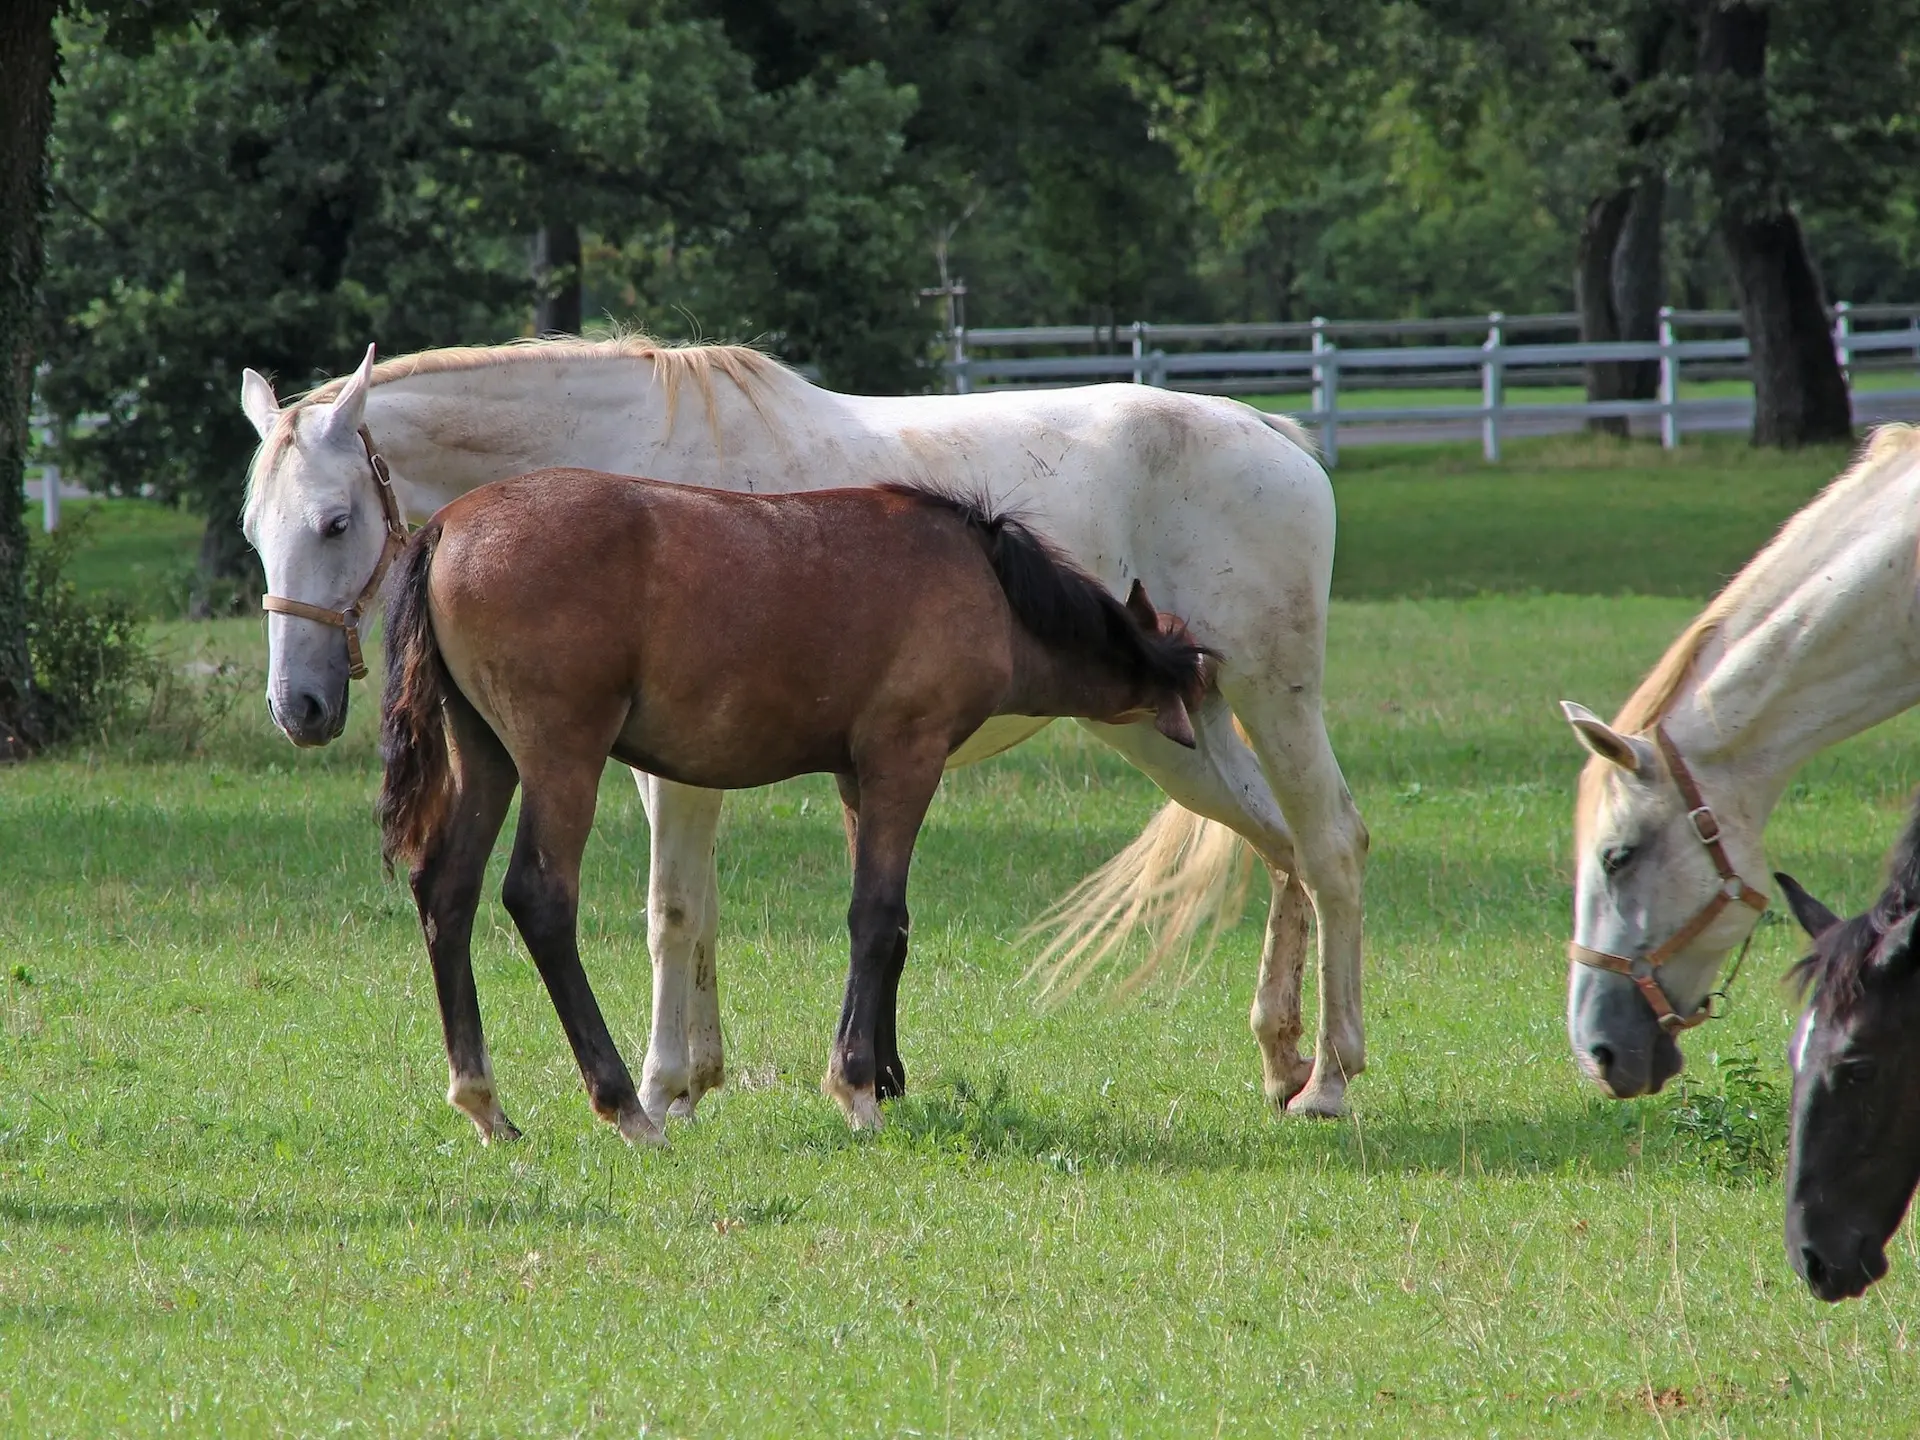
[822,1073,885,1132]
[479,1115,524,1145]
[612,1104,668,1148]
[667,1096,699,1121]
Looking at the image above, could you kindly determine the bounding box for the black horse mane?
[878,481,1213,699]
[1791,785,1920,1017]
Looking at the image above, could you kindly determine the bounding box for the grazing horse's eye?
[323,514,351,538]
[1837,1058,1878,1087]
[1600,844,1637,877]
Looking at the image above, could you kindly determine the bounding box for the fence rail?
[944,303,1920,465]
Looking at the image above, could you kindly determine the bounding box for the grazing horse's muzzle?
[1569,964,1686,1097]
[269,684,348,748]
[1794,1231,1890,1303]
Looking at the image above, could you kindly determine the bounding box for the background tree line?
[5,0,1920,748]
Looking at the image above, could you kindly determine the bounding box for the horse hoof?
[821,1072,884,1131]
[843,1088,884,1131]
[667,1095,697,1121]
[1263,1056,1315,1110]
[1286,1081,1347,1119]
[479,1115,524,1145]
[614,1105,668,1147]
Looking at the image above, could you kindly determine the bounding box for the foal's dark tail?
[377,519,453,875]
[881,482,1213,701]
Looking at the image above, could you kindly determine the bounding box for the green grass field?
[8,435,1920,1435]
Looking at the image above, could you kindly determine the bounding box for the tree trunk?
[532,221,582,335]
[188,502,264,619]
[1697,1,1850,447]
[1611,171,1664,402]
[1576,187,1633,437]
[0,0,58,758]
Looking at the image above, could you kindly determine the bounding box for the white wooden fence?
[943,303,1920,466]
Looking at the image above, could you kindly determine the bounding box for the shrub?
[23,515,149,743]
[1660,1045,1788,1182]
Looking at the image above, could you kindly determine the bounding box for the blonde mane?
[245,331,789,506]
[1612,425,1920,733]
[1579,425,1920,834]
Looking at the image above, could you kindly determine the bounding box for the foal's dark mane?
[878,482,1211,699]
[1792,786,1920,1017]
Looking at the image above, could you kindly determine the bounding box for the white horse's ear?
[324,343,378,438]
[1560,700,1651,775]
[240,368,280,439]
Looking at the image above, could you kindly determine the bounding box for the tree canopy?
[6,0,1920,743]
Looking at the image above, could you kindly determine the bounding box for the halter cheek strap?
[1567,724,1770,1032]
[260,426,410,681]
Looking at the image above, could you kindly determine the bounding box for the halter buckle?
[1688,805,1722,844]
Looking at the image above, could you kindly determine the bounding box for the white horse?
[1560,426,1920,1098]
[239,336,1370,1128]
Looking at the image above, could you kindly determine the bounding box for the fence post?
[951,320,970,395]
[1319,347,1340,469]
[1131,321,1146,385]
[1481,311,1504,462]
[1310,314,1329,416]
[1657,306,1678,450]
[1833,299,1853,381]
[34,422,59,533]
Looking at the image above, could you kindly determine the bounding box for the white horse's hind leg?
[1219,674,1369,1118]
[673,838,725,1118]
[632,773,727,1124]
[1077,702,1314,1105]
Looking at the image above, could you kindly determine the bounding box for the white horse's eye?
[323,514,350,538]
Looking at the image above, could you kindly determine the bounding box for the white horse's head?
[1561,700,1769,1099]
[241,344,386,747]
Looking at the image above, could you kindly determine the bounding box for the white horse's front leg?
[633,772,727,1125]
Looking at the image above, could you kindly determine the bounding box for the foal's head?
[1779,833,1920,1301]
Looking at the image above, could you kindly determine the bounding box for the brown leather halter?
[1568,724,1770,1032]
[260,426,409,681]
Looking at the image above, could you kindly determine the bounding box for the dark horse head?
[1777,795,1920,1301]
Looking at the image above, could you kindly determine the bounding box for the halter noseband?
[260,426,409,681]
[1568,723,1770,1033]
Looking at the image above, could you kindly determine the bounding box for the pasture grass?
[5,437,1919,1434]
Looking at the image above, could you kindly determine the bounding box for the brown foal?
[378,468,1210,1143]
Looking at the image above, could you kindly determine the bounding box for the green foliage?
[1659,1046,1789,1184]
[22,513,148,742]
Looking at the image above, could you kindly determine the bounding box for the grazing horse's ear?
[1875,909,1920,974]
[1775,872,1842,940]
[325,343,378,439]
[240,368,280,440]
[1560,700,1652,776]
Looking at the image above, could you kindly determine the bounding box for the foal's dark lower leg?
[836,773,907,1100]
[503,771,660,1145]
[410,708,519,1141]
[824,756,941,1128]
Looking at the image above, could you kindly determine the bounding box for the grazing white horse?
[240,336,1369,1124]
[1560,426,1920,1098]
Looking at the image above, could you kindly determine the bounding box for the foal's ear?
[1560,700,1652,776]
[240,368,280,440]
[1775,871,1842,940]
[1154,693,1198,749]
[324,343,378,439]
[1124,579,1159,632]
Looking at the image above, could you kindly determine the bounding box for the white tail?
[1023,801,1257,1001]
